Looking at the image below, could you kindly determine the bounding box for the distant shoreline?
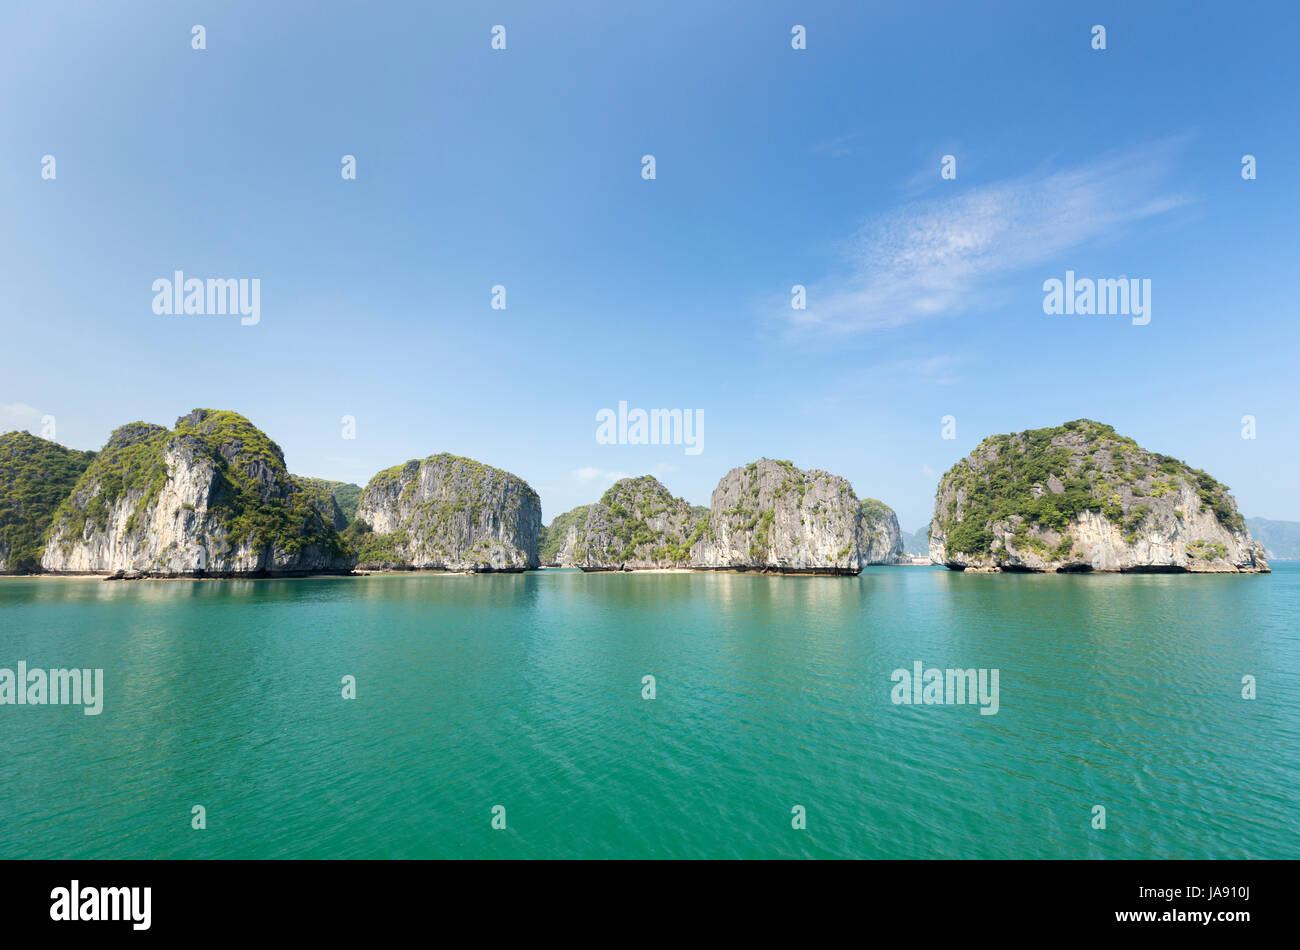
[0,564,947,581]
[18,561,1294,582]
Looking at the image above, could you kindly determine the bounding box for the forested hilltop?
[929,420,1267,573]
[0,432,97,573]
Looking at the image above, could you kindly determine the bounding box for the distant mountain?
[1246,518,1300,560]
[901,527,930,557]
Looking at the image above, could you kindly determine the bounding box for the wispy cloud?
[787,141,1192,335]
[0,402,44,434]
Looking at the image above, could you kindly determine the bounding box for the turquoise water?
[1,565,1296,859]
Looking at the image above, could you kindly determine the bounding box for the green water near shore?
[1,565,1296,858]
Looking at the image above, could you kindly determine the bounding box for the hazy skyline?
[3,1,1297,530]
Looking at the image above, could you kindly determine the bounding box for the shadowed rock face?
[859,498,905,565]
[928,419,1269,573]
[353,454,540,571]
[41,409,353,576]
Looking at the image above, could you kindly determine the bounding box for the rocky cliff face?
[690,459,882,574]
[563,478,707,570]
[0,432,97,573]
[41,410,354,575]
[352,453,540,571]
[928,419,1268,573]
[539,504,592,566]
[556,461,904,573]
[858,499,905,564]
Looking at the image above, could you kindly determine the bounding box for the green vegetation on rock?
[342,520,410,565]
[1187,540,1229,561]
[48,409,347,561]
[936,419,1247,559]
[571,476,708,566]
[351,451,540,570]
[48,422,170,546]
[294,477,362,529]
[178,411,346,558]
[330,483,363,522]
[539,504,591,563]
[0,432,97,572]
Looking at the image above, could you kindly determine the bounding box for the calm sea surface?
[2,565,1297,859]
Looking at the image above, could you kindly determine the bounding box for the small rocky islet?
[543,461,902,573]
[928,419,1268,573]
[348,453,541,572]
[0,410,1269,577]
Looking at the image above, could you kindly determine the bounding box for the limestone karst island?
[0,410,1269,578]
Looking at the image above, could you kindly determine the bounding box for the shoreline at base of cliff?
[3,561,1275,581]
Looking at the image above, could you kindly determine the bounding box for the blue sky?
[2,0,1297,531]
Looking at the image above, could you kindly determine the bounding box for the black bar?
[0,859,1275,938]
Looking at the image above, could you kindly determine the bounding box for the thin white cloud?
[0,402,44,434]
[788,141,1192,335]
